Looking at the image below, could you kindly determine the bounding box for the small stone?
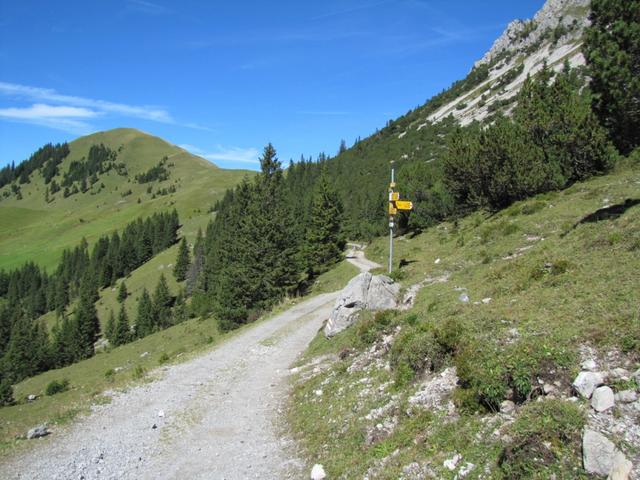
[443,453,461,471]
[581,359,597,371]
[152,424,157,429]
[27,394,37,402]
[157,410,165,418]
[310,464,326,480]
[614,390,637,404]
[140,351,149,358]
[500,400,515,414]
[591,386,615,412]
[608,451,632,480]
[26,424,49,439]
[459,293,469,303]
[573,371,604,398]
[458,462,475,477]
[481,297,492,304]
[583,429,616,476]
[314,389,323,397]
[543,384,555,395]
[434,258,441,264]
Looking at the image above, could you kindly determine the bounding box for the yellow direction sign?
[395,200,413,211]
[388,204,398,215]
[389,191,400,201]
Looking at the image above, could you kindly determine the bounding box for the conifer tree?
[52,316,77,367]
[153,274,172,329]
[0,377,14,406]
[173,238,190,282]
[135,288,155,338]
[3,317,49,382]
[105,309,116,344]
[117,281,128,303]
[72,274,100,360]
[584,0,640,154]
[303,167,345,276]
[113,305,131,346]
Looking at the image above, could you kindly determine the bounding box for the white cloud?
[0,81,172,123]
[0,103,99,119]
[180,144,260,165]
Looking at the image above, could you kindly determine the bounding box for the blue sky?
[0,0,543,170]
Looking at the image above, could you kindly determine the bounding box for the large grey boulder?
[366,275,400,310]
[583,429,616,476]
[608,451,633,480]
[573,371,604,398]
[324,272,400,337]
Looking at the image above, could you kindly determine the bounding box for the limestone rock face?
[324,272,400,337]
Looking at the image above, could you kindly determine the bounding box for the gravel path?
[1,292,339,480]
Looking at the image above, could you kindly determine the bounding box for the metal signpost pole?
[388,161,395,274]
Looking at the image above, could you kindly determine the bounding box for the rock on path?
[1,292,339,480]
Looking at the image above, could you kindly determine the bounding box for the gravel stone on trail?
[1,292,339,480]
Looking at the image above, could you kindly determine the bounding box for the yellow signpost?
[387,161,413,273]
[395,200,413,211]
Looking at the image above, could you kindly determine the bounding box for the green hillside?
[290,159,640,478]
[0,128,252,271]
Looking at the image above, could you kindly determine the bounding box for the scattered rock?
[591,386,615,412]
[614,390,637,404]
[310,464,326,480]
[458,293,470,303]
[443,453,461,471]
[608,368,630,381]
[573,371,604,398]
[500,400,516,415]
[458,462,476,478]
[27,394,37,402]
[140,351,149,358]
[157,410,165,418]
[314,389,323,397]
[434,258,441,264]
[583,429,616,476]
[581,359,597,371]
[408,367,458,413]
[26,424,49,439]
[481,297,492,304]
[608,451,632,480]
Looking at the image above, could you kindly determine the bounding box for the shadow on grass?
[565,198,640,235]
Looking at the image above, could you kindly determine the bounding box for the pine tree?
[303,167,344,276]
[584,0,640,154]
[117,281,128,303]
[0,378,14,406]
[52,316,77,367]
[2,316,49,382]
[186,228,204,295]
[153,274,172,329]
[113,305,131,346]
[173,238,190,282]
[135,288,155,338]
[72,274,100,360]
[105,309,116,344]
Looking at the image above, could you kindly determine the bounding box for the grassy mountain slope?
[290,159,640,478]
[0,128,252,271]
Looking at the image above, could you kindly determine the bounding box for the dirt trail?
[1,292,338,480]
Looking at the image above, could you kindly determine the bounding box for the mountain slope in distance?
[0,128,253,271]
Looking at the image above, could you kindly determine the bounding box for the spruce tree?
[0,377,14,406]
[584,0,640,154]
[113,305,131,346]
[105,309,116,344]
[72,274,100,360]
[135,288,155,338]
[117,281,128,303]
[153,274,172,329]
[304,167,344,276]
[3,316,49,382]
[173,238,190,282]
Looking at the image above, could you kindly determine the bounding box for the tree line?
[0,142,70,189]
[0,210,181,400]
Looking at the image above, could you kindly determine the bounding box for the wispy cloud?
[126,0,171,15]
[0,82,172,123]
[0,104,96,134]
[179,144,260,165]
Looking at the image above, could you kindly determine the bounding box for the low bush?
[45,379,69,396]
[355,310,397,347]
[390,325,448,386]
[499,400,585,478]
